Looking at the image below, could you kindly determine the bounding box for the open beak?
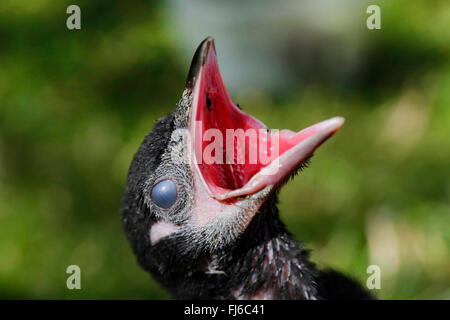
[186,37,344,202]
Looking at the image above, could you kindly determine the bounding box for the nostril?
[151,179,178,209]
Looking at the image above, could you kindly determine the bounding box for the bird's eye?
[151,179,178,209]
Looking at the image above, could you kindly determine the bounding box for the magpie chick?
[122,37,372,300]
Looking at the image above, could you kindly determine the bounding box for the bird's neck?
[224,200,319,300]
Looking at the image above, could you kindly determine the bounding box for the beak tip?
[185,36,216,90]
[203,36,216,53]
[328,116,345,133]
[333,116,345,125]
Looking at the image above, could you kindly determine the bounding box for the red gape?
[191,44,343,199]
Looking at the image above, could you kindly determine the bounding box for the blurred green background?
[0,0,449,299]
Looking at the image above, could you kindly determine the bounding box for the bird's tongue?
[189,40,343,201]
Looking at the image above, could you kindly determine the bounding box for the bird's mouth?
[186,37,344,201]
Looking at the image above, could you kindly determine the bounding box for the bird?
[121,37,372,300]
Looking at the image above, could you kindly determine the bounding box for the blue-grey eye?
[151,179,178,209]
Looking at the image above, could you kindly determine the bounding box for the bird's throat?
[226,198,319,300]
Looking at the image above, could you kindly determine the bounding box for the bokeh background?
[0,0,449,299]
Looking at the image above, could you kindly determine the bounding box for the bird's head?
[122,37,344,295]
